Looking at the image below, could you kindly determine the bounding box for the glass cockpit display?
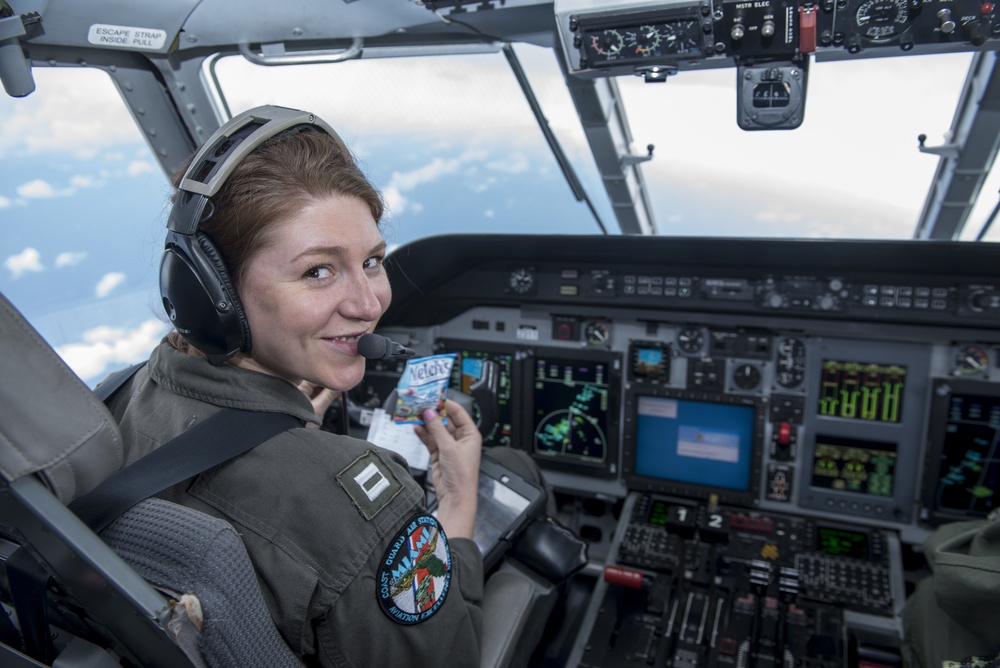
[923,379,1000,522]
[439,340,515,447]
[818,359,906,423]
[623,389,764,506]
[633,395,755,491]
[628,340,671,383]
[810,435,897,497]
[528,350,620,475]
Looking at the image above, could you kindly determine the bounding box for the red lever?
[778,421,792,446]
[604,565,647,589]
[799,6,817,53]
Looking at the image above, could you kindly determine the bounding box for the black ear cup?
[159,230,250,364]
[195,232,252,350]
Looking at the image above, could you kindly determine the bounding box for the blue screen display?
[634,395,755,491]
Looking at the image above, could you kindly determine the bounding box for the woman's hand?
[414,399,481,539]
[297,381,341,428]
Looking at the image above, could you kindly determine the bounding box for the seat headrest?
[0,291,124,503]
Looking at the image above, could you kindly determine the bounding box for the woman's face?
[233,194,391,391]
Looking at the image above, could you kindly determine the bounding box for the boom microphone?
[357,333,416,360]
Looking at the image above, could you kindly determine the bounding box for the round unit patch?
[377,513,451,625]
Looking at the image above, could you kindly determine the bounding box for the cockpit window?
[210,45,997,242]
[619,53,985,240]
[211,45,616,247]
[2,45,996,384]
[0,68,171,385]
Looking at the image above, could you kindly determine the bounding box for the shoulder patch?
[377,513,451,625]
[337,450,404,520]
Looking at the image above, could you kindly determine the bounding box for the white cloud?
[755,206,804,225]
[470,176,499,193]
[384,148,490,215]
[95,272,126,298]
[69,174,95,189]
[382,186,406,215]
[5,247,44,278]
[56,319,167,383]
[11,173,112,204]
[487,153,531,174]
[55,251,87,268]
[0,195,10,208]
[17,179,57,199]
[126,160,155,176]
[484,209,495,218]
[0,68,150,158]
[391,157,463,191]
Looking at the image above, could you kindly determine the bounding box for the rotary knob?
[765,292,785,308]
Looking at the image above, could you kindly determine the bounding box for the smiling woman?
[0,68,172,385]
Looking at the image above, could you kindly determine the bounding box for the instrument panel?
[368,235,1000,547]
[361,234,999,661]
[555,0,1000,76]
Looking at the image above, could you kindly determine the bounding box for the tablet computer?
[433,454,546,570]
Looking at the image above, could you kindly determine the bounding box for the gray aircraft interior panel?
[797,338,932,525]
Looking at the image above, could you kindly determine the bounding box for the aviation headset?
[159,105,343,365]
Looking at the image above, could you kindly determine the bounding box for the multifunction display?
[811,435,897,497]
[927,386,1000,519]
[818,359,906,423]
[531,354,614,468]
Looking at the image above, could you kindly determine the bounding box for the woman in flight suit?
[104,106,485,667]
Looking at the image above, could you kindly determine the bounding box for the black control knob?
[969,289,987,312]
[967,289,997,312]
[964,19,989,45]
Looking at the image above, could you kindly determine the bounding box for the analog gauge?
[854,0,911,41]
[775,336,806,388]
[660,20,701,54]
[953,344,989,376]
[676,326,706,355]
[628,25,662,55]
[584,320,611,347]
[733,362,762,390]
[590,29,625,57]
[507,267,536,295]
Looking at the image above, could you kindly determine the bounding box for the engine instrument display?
[579,17,703,66]
[818,359,906,423]
[811,434,897,497]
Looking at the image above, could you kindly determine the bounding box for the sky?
[0,43,993,385]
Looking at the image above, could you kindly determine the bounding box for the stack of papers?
[366,408,430,471]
